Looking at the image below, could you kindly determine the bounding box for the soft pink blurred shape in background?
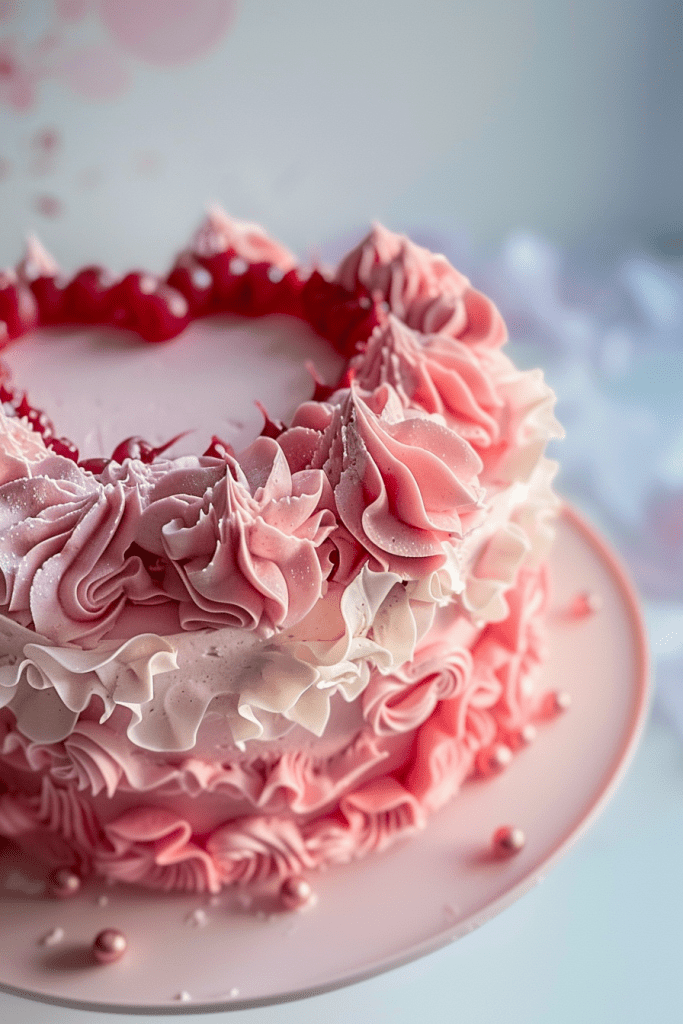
[0,0,238,110]
[0,35,39,110]
[99,0,238,66]
[54,0,90,20]
[56,43,131,100]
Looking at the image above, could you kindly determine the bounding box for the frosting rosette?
[350,314,503,449]
[158,436,336,634]
[206,815,316,885]
[280,382,484,578]
[335,223,507,346]
[0,408,54,482]
[0,414,159,648]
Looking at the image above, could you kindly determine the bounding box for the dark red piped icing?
[110,432,191,465]
[0,235,375,352]
[64,267,116,324]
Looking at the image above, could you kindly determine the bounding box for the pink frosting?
[351,315,503,449]
[470,566,548,735]
[159,436,335,633]
[303,778,425,862]
[0,421,159,647]
[207,814,316,885]
[362,643,473,735]
[404,655,503,813]
[0,708,391,814]
[280,382,483,578]
[0,775,100,870]
[0,409,53,481]
[117,455,226,556]
[98,806,221,893]
[335,223,507,346]
[191,207,297,271]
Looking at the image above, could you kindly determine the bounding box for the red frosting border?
[0,233,382,463]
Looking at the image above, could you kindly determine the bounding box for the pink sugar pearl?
[280,876,315,911]
[92,928,127,964]
[49,867,81,899]
[492,826,526,856]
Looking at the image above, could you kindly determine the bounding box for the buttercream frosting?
[0,213,564,897]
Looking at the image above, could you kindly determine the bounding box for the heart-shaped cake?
[0,211,564,905]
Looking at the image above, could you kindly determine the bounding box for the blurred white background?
[0,0,681,270]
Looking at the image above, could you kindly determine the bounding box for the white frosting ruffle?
[0,616,177,744]
[0,561,439,753]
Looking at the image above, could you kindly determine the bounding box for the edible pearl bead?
[49,867,81,899]
[492,826,526,855]
[568,590,602,618]
[92,928,127,964]
[520,723,537,744]
[554,689,572,711]
[280,876,314,911]
[490,743,512,770]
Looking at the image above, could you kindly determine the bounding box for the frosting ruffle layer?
[0,565,555,892]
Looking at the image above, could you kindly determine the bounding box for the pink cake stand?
[0,505,649,1014]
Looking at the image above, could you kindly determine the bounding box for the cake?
[0,212,563,901]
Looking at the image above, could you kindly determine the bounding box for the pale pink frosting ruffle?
[0,776,100,871]
[207,814,317,885]
[335,223,507,346]
[404,652,503,813]
[279,382,484,579]
[470,566,548,736]
[303,778,425,862]
[0,707,391,814]
[190,207,297,271]
[159,436,335,633]
[476,358,564,486]
[0,419,160,648]
[0,409,53,483]
[97,806,222,893]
